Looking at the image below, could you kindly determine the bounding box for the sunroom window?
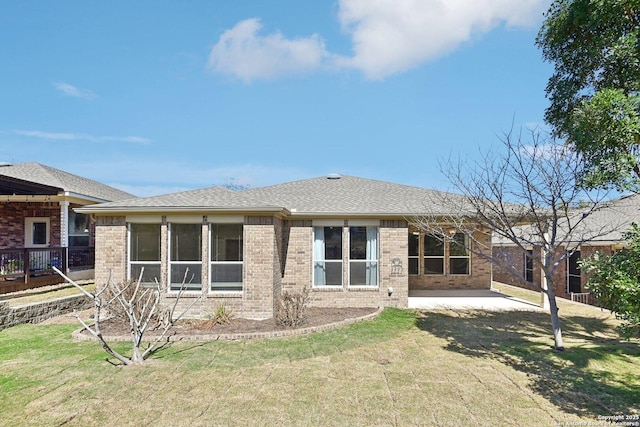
[349,226,378,287]
[210,223,243,292]
[408,232,419,275]
[169,223,202,291]
[450,233,470,275]
[423,235,444,275]
[313,226,343,286]
[129,223,161,286]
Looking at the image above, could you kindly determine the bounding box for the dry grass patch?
[0,300,638,426]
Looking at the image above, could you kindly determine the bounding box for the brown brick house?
[492,193,640,304]
[0,162,134,293]
[77,174,493,319]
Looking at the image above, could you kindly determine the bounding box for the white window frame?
[449,233,470,276]
[127,223,162,286]
[423,234,445,275]
[168,223,202,292]
[313,223,344,287]
[209,222,243,293]
[348,225,379,288]
[25,217,50,248]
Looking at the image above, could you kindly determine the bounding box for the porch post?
[59,201,69,248]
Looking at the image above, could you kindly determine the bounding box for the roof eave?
[75,206,291,216]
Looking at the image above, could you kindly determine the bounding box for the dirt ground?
[43,307,379,338]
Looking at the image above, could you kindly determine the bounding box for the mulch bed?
[68,307,380,340]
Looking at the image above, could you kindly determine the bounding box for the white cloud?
[208,0,550,81]
[207,18,331,83]
[53,82,97,99]
[14,130,151,144]
[338,0,549,79]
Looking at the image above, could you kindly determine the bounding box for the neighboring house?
[0,162,135,293]
[76,174,492,319]
[492,193,640,304]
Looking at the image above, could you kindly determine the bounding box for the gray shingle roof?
[78,174,470,217]
[84,185,284,213]
[244,175,465,216]
[0,162,135,202]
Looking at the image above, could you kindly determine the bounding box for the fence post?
[23,248,29,284]
[63,247,68,275]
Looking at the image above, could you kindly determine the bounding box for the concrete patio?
[408,289,542,311]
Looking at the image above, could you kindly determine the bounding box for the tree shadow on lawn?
[416,309,640,418]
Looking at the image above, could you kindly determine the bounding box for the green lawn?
[0,292,638,426]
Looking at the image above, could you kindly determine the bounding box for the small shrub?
[275,287,310,327]
[200,302,235,329]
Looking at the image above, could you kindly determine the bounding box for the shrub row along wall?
[0,294,92,331]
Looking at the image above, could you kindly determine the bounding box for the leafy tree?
[414,129,616,351]
[537,0,640,190]
[582,223,640,339]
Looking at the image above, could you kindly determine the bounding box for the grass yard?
[0,290,638,426]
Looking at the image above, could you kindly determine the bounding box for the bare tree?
[54,267,198,365]
[413,128,621,350]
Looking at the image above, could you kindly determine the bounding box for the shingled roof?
[76,174,470,217]
[0,162,135,202]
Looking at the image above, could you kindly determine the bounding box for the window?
[129,223,161,286]
[408,232,419,275]
[313,226,343,286]
[210,223,243,292]
[349,226,378,287]
[525,249,534,283]
[169,223,202,291]
[423,235,444,275]
[68,210,90,247]
[25,217,49,248]
[567,250,581,293]
[450,233,470,275]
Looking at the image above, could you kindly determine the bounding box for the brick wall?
[492,244,615,302]
[94,216,127,287]
[281,219,409,309]
[0,202,61,249]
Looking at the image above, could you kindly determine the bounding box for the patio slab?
[408,289,542,311]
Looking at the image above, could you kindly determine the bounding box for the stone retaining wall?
[0,294,92,331]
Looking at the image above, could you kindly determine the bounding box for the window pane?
[130,224,161,261]
[350,261,378,286]
[324,227,342,260]
[211,224,243,261]
[314,261,342,286]
[69,236,89,247]
[450,233,469,256]
[525,249,534,283]
[211,264,243,291]
[170,264,202,291]
[408,233,419,256]
[350,226,367,260]
[130,263,161,285]
[424,236,444,256]
[450,258,469,275]
[171,224,202,261]
[32,222,47,245]
[424,258,444,275]
[409,258,419,275]
[69,211,90,235]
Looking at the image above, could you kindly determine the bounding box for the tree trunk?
[546,280,565,351]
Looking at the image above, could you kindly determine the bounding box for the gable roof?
[244,175,464,216]
[493,193,640,247]
[80,185,287,214]
[0,162,135,202]
[76,174,471,217]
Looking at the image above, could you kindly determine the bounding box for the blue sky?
[0,0,553,197]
